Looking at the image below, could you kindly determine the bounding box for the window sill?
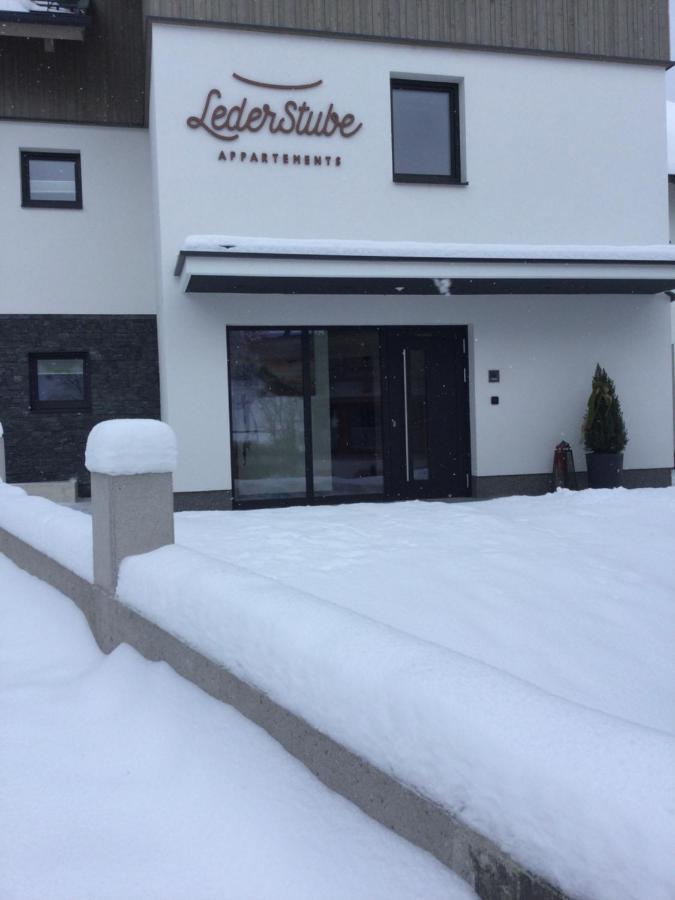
[393,176,469,186]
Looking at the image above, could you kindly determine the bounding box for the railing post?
[85,420,177,593]
[0,423,6,483]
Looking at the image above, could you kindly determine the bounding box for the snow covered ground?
[115,488,675,900]
[0,554,475,900]
[2,482,674,899]
[174,488,675,734]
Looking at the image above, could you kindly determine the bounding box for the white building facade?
[1,3,674,507]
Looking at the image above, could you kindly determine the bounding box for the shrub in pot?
[582,364,628,488]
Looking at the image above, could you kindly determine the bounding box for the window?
[390,80,461,184]
[227,328,383,503]
[29,353,90,411]
[20,151,82,208]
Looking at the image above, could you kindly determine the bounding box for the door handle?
[402,348,411,482]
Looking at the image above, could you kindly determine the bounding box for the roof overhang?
[0,9,89,41]
[175,237,675,296]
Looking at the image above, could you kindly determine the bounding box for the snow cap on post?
[85,419,177,476]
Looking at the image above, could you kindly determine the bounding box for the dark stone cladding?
[473,468,672,498]
[0,315,160,494]
[174,490,233,511]
[176,470,673,510]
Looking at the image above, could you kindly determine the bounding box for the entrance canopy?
[175,235,675,295]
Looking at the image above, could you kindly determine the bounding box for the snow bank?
[117,541,675,900]
[0,481,92,581]
[85,419,177,476]
[1,554,473,900]
[176,490,675,735]
[183,233,675,262]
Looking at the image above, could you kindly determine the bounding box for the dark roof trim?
[185,275,675,295]
[174,249,675,277]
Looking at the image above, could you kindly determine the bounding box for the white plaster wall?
[156,290,673,492]
[146,24,673,491]
[149,23,668,250]
[0,121,156,315]
[669,183,675,244]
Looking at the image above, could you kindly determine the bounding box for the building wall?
[146,24,673,492]
[0,121,156,316]
[149,25,668,250]
[0,0,145,125]
[149,290,674,494]
[3,1,665,129]
[143,0,670,64]
[0,315,161,492]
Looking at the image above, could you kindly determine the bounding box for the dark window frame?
[390,79,462,185]
[20,150,83,209]
[29,352,91,412]
[227,326,387,509]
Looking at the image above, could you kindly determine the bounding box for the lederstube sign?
[186,73,363,169]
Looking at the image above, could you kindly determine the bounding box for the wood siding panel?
[0,0,145,125]
[0,0,668,126]
[142,0,670,63]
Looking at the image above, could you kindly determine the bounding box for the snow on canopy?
[182,234,675,262]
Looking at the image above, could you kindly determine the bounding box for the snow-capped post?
[0,421,5,482]
[85,419,177,593]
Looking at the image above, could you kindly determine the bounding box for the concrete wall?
[0,121,156,315]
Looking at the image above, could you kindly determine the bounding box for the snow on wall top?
[85,420,177,476]
[182,234,675,263]
[667,102,675,176]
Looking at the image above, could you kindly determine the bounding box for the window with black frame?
[29,353,90,411]
[20,151,82,209]
[227,328,384,504]
[390,80,461,184]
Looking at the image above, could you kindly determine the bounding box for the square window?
[20,151,82,209]
[390,80,461,184]
[29,353,90,411]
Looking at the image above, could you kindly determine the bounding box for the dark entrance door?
[383,327,470,500]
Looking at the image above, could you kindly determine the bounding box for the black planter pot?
[586,452,624,489]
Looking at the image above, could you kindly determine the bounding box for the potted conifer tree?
[582,364,628,488]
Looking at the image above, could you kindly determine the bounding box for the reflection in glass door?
[311,329,384,497]
[227,326,470,506]
[228,329,306,501]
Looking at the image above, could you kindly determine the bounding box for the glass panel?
[229,329,307,500]
[36,357,85,402]
[311,329,384,496]
[408,348,430,481]
[392,87,451,177]
[28,158,77,202]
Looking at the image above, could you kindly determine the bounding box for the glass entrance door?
[383,328,470,500]
[227,326,469,506]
